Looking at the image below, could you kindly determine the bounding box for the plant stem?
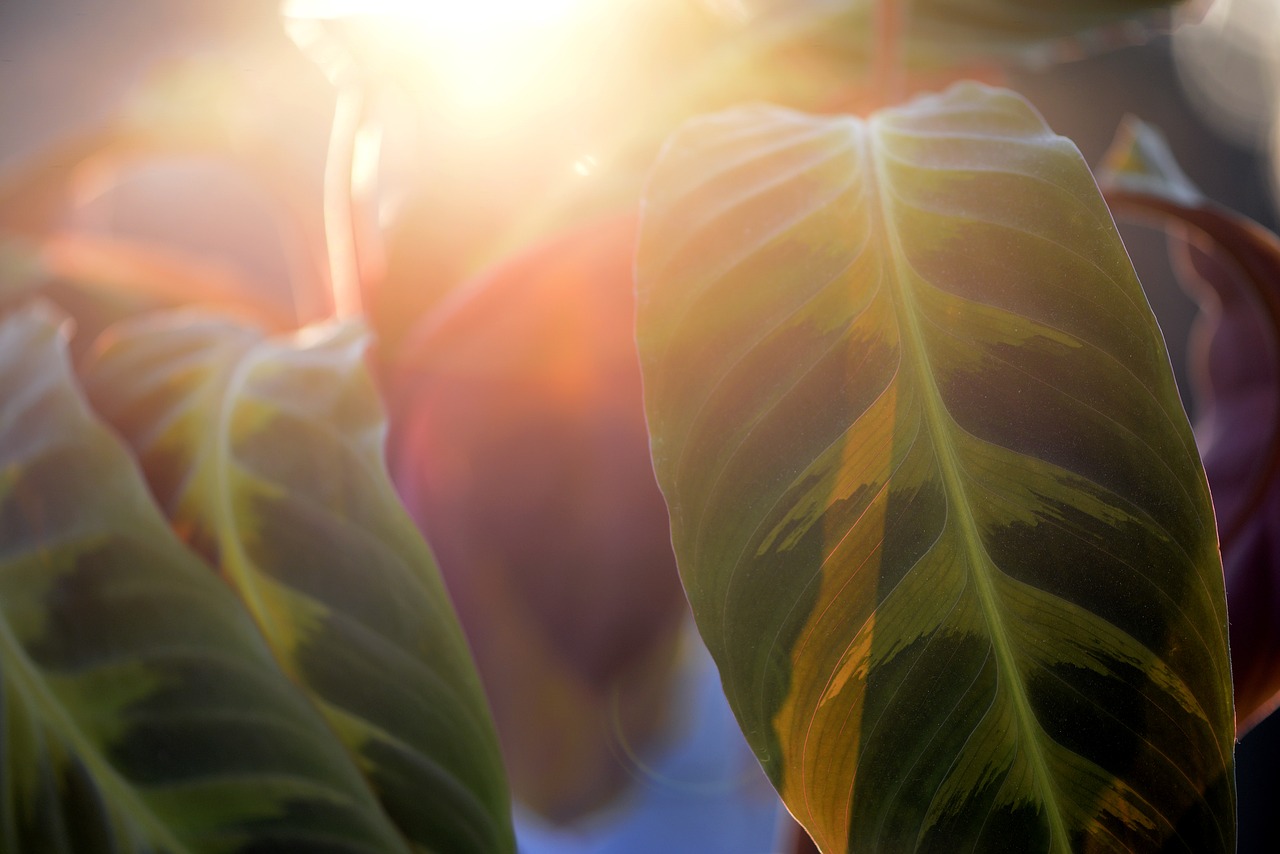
[873,0,905,108]
[324,81,367,320]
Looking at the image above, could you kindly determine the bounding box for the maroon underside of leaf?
[383,215,690,820]
[41,233,296,330]
[1106,190,1280,732]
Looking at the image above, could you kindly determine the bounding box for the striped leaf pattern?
[636,83,1235,852]
[1100,117,1280,733]
[81,312,514,854]
[0,302,410,853]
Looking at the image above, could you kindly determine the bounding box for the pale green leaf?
[0,301,411,854]
[81,312,514,854]
[637,83,1234,852]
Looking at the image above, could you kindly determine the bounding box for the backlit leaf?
[81,312,514,854]
[0,302,410,853]
[637,83,1235,852]
[0,234,294,367]
[1100,117,1280,732]
[38,233,296,332]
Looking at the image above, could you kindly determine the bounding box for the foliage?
[81,312,514,852]
[0,0,1275,852]
[0,304,423,853]
[1098,117,1280,734]
[636,84,1233,851]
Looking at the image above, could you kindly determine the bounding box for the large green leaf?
[1099,117,1280,733]
[0,302,410,853]
[636,83,1234,852]
[81,313,514,854]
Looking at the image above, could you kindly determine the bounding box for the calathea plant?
[1,0,1275,851]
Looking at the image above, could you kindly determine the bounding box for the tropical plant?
[0,0,1276,852]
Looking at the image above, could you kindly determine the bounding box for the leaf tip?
[1098,116,1205,206]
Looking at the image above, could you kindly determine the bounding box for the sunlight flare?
[281,0,606,125]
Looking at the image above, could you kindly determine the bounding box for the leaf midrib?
[199,342,281,648]
[0,593,191,854]
[861,115,1072,853]
[191,345,487,731]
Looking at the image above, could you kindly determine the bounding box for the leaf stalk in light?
[873,0,908,108]
[323,80,371,320]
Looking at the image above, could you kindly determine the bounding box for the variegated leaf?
[81,312,514,854]
[1100,117,1280,733]
[637,83,1234,852]
[0,302,410,853]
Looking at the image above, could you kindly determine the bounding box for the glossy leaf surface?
[0,303,409,853]
[82,313,514,854]
[1101,118,1280,732]
[637,84,1235,852]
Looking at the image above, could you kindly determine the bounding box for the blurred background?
[2,1,1277,851]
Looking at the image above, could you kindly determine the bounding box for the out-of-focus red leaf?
[40,233,295,330]
[1104,198,1280,732]
[0,129,129,238]
[1101,119,1280,732]
[1171,231,1280,733]
[385,214,688,821]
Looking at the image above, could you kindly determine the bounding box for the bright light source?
[282,0,603,126]
[282,0,587,27]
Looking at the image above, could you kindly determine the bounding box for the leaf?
[1097,117,1205,208]
[0,234,295,366]
[0,49,333,322]
[716,0,1186,67]
[636,83,1235,852]
[0,238,44,309]
[387,215,690,819]
[1176,240,1280,734]
[80,312,515,854]
[0,302,410,853]
[39,234,297,331]
[1100,117,1280,732]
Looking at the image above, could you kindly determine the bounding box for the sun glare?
[282,0,603,126]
